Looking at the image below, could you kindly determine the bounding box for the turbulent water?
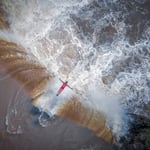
[0,0,150,145]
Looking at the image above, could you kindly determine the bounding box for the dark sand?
[0,67,115,150]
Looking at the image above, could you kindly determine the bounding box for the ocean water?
[0,0,150,144]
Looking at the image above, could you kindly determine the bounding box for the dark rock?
[30,106,41,116]
[119,113,150,150]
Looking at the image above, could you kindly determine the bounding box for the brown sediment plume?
[56,97,115,144]
[0,39,115,144]
[0,38,115,144]
[0,39,52,99]
[0,9,9,29]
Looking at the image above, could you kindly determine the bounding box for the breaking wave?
[0,0,150,144]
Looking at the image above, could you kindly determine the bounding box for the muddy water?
[0,68,115,150]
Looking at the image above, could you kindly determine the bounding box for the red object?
[56,79,72,96]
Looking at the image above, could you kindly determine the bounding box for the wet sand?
[0,67,115,150]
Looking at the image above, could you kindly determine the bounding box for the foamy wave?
[1,0,150,144]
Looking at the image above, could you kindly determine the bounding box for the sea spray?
[1,0,149,143]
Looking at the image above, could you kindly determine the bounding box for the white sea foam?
[1,0,150,139]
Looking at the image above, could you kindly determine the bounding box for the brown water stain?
[56,97,114,144]
[0,9,9,29]
[0,39,52,99]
